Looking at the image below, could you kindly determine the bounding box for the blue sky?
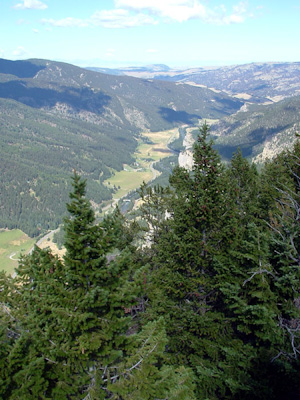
[1,0,300,68]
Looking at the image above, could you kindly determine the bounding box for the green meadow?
[0,129,181,267]
[0,229,35,275]
[103,128,179,200]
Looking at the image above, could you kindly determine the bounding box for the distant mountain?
[120,64,171,73]
[0,58,242,132]
[85,67,125,76]
[0,57,243,235]
[113,62,300,103]
[210,95,300,162]
[86,64,171,75]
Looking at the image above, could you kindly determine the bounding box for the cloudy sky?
[1,0,299,68]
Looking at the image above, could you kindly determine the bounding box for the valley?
[0,58,242,238]
[1,57,300,248]
[103,128,179,202]
[0,125,185,274]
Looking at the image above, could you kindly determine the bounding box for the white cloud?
[0,49,5,58]
[90,9,157,28]
[42,17,89,28]
[114,0,249,24]
[115,0,191,9]
[219,1,248,25]
[41,0,249,30]
[43,9,157,29]
[14,0,48,10]
[115,0,206,22]
[105,48,116,57]
[223,14,245,24]
[147,49,158,53]
[12,46,29,57]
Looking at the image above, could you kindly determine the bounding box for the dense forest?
[0,98,137,236]
[1,123,300,399]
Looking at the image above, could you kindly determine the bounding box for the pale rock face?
[178,150,194,170]
[178,128,195,170]
[252,125,298,164]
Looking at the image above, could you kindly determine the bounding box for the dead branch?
[243,268,276,286]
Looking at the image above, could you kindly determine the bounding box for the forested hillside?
[0,58,242,130]
[0,98,135,236]
[210,95,300,161]
[1,125,300,399]
[0,58,243,236]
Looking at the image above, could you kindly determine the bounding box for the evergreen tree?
[0,173,138,398]
[0,247,67,399]
[143,123,254,398]
[265,142,300,364]
[106,318,196,400]
[226,148,259,224]
[53,172,139,398]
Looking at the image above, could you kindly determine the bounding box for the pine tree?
[143,123,255,398]
[265,142,300,363]
[0,247,67,399]
[0,173,139,399]
[106,318,196,400]
[227,148,259,224]
[54,172,139,398]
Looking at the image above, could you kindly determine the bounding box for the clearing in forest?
[103,128,179,200]
[0,229,35,275]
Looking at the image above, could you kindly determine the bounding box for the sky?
[1,0,300,68]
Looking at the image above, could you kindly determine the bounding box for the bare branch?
[243,268,276,286]
[102,343,158,383]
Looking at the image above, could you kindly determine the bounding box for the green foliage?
[0,98,136,236]
[141,125,300,399]
[108,318,196,400]
[0,173,140,398]
[2,127,300,399]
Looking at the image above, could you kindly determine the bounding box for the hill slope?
[0,98,137,236]
[113,62,300,103]
[0,58,243,131]
[210,96,300,162]
[0,58,243,236]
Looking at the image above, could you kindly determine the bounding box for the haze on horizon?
[1,0,300,69]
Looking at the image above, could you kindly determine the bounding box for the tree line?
[1,123,300,399]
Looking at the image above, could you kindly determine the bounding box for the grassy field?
[103,128,179,202]
[0,229,36,275]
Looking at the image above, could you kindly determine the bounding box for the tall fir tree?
[143,123,255,398]
[0,173,139,398]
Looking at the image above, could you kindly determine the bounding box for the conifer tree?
[143,123,254,398]
[0,173,139,399]
[54,172,139,398]
[106,318,196,400]
[227,148,259,224]
[0,247,67,399]
[265,142,300,363]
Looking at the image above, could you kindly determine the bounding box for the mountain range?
[211,95,300,162]
[0,58,242,131]
[0,57,242,236]
[1,57,300,236]
[105,62,300,103]
[108,61,300,162]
